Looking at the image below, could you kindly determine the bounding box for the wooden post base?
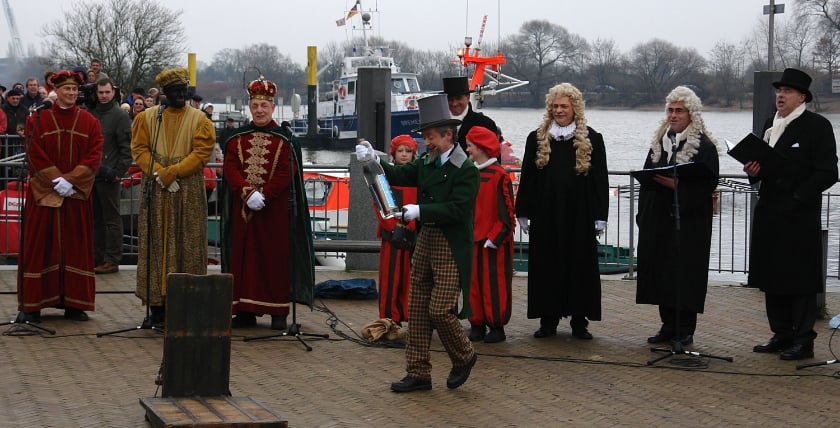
[140,396,287,427]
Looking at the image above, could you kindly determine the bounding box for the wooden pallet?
[140,396,287,427]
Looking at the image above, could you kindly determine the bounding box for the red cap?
[466,126,500,158]
[389,134,418,156]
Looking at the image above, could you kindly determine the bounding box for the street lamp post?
[763,0,785,71]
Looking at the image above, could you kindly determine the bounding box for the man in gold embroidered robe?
[130,67,215,324]
[223,76,314,330]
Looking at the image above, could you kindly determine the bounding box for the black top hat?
[0,84,6,93]
[773,68,813,103]
[442,76,473,96]
[412,94,462,132]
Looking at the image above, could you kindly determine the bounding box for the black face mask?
[163,84,188,108]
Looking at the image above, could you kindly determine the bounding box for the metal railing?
[1,146,838,286]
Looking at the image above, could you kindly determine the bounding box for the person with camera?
[89,78,132,275]
[18,70,103,322]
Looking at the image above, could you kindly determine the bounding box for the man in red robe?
[19,70,103,322]
[223,76,314,330]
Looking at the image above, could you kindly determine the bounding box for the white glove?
[517,217,529,234]
[167,180,180,193]
[402,204,420,221]
[246,191,265,211]
[154,173,165,189]
[355,140,378,162]
[595,220,607,236]
[52,177,76,197]
[483,239,497,249]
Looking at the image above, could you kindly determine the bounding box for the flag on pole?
[336,17,346,26]
[347,3,359,19]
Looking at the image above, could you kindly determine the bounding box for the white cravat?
[765,103,806,147]
[548,122,576,140]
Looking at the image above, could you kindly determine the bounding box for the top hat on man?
[412,94,462,132]
[442,76,473,97]
[773,68,813,103]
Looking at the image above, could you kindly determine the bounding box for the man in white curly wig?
[635,86,719,347]
[514,83,609,340]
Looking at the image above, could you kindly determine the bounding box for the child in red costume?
[464,126,515,343]
[376,135,418,323]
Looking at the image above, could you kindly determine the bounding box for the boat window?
[406,78,420,93]
[305,178,332,206]
[391,78,405,94]
[348,81,355,95]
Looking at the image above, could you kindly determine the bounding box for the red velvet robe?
[469,162,515,327]
[224,122,298,316]
[20,105,103,312]
[376,184,416,322]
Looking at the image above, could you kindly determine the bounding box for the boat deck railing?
[0,137,837,284]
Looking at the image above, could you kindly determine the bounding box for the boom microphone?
[157,95,168,121]
[30,100,52,114]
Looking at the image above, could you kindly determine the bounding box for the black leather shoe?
[779,343,814,361]
[150,306,166,326]
[753,337,792,353]
[647,331,674,344]
[64,307,89,321]
[572,327,593,340]
[24,311,41,323]
[468,324,486,342]
[447,353,477,389]
[232,312,257,328]
[271,315,288,330]
[533,327,557,338]
[390,376,432,393]
[484,327,506,343]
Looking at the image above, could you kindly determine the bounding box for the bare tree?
[775,11,816,68]
[628,39,706,103]
[709,41,746,106]
[40,0,184,92]
[799,0,840,31]
[501,20,588,105]
[813,28,840,80]
[587,38,624,89]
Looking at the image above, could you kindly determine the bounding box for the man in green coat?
[356,94,479,393]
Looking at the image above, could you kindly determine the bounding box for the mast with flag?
[336,0,360,26]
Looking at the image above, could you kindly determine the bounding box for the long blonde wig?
[535,83,591,174]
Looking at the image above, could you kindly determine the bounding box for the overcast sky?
[6,0,785,66]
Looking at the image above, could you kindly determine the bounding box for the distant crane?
[2,0,24,60]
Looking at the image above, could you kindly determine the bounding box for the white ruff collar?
[548,122,576,140]
[474,158,496,170]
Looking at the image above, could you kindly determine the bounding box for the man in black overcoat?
[442,76,499,151]
[745,68,839,361]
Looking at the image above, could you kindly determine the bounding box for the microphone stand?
[97,103,167,336]
[245,134,327,350]
[647,136,731,365]
[2,106,56,335]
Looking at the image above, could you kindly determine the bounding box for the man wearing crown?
[222,77,314,330]
[18,69,103,322]
[130,67,215,326]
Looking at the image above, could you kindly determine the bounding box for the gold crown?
[155,67,189,89]
[247,76,277,100]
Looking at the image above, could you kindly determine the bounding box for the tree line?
[9,0,840,110]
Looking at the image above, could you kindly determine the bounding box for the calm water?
[297,107,840,176]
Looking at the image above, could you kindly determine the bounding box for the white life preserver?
[404,95,418,110]
[338,86,347,99]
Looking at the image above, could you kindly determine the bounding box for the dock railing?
[1,148,838,287]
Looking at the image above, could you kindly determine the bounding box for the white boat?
[294,1,436,146]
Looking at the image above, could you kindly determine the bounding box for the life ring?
[338,86,347,99]
[404,96,418,110]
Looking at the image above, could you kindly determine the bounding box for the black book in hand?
[725,133,784,177]
[631,162,714,187]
